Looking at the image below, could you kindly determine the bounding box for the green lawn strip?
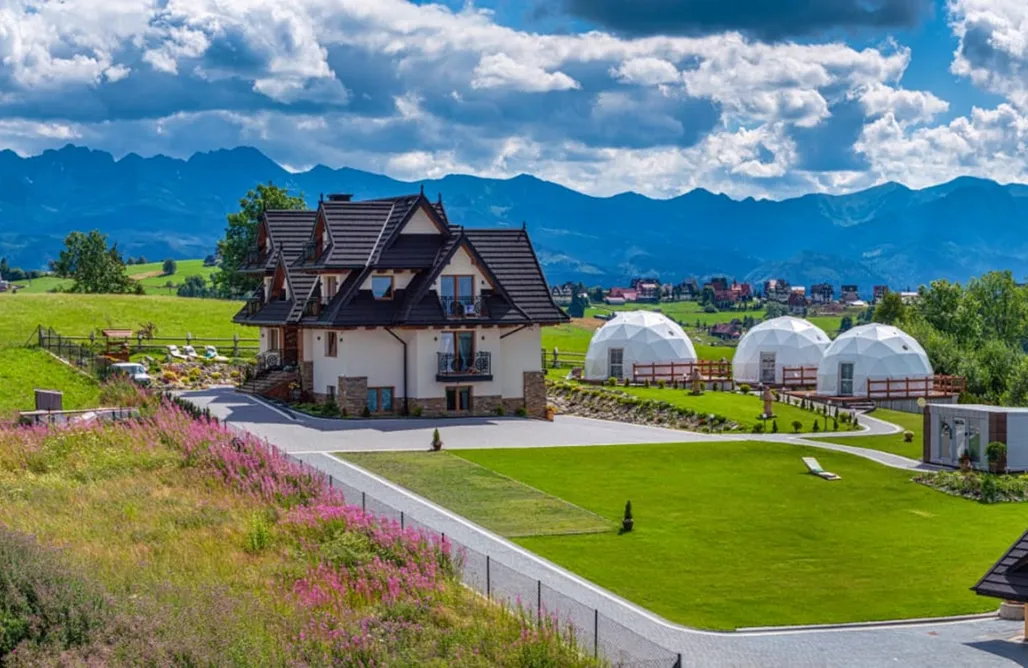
[616,385,829,433]
[541,321,734,362]
[0,294,250,346]
[811,408,925,459]
[0,348,101,417]
[337,451,615,537]
[131,259,222,295]
[456,441,1022,630]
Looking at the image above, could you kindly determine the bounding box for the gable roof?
[972,529,1028,602]
[241,209,317,273]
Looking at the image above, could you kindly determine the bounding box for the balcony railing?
[243,248,269,269]
[440,295,486,318]
[437,352,492,381]
[244,286,266,317]
[302,241,322,264]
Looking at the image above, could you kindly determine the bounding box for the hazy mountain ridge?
[2,144,1027,291]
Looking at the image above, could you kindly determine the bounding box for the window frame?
[325,331,338,358]
[367,387,395,414]
[371,275,395,300]
[446,386,473,411]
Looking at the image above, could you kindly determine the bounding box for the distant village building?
[731,281,753,303]
[899,291,920,305]
[787,291,808,316]
[873,285,889,304]
[810,283,834,304]
[549,283,575,305]
[840,285,860,304]
[763,278,791,303]
[631,278,661,303]
[678,278,699,300]
[606,287,637,305]
[710,320,744,341]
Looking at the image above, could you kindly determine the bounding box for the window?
[440,275,475,314]
[325,276,338,300]
[839,362,854,396]
[267,328,280,351]
[367,387,394,414]
[371,275,394,300]
[440,331,475,372]
[608,347,624,380]
[446,386,472,411]
[325,331,338,358]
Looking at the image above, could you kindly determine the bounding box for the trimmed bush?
[903,430,914,443]
[791,420,802,433]
[772,420,778,433]
[431,428,443,451]
[607,377,618,386]
[738,383,752,394]
[812,420,820,433]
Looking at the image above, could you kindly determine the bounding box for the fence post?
[593,608,599,658]
[537,579,542,626]
[361,491,366,512]
[673,653,683,668]
[486,555,491,599]
[400,511,405,530]
[233,333,239,357]
[187,332,192,346]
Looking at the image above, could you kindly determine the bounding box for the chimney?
[326,193,353,202]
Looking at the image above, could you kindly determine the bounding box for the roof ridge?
[367,201,397,267]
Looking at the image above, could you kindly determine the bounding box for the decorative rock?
[1000,601,1025,620]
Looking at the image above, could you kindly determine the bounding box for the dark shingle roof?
[972,529,1028,603]
[321,201,397,267]
[377,234,446,269]
[464,229,567,323]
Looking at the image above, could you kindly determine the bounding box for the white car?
[110,362,152,386]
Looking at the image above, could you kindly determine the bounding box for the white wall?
[432,246,491,294]
[259,327,270,353]
[401,206,443,235]
[319,272,350,302]
[309,328,406,398]
[1007,413,1028,471]
[502,325,542,397]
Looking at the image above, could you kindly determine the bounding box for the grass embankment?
[342,452,613,537]
[350,442,1025,630]
[0,398,597,665]
[0,348,101,417]
[0,294,249,346]
[812,407,924,459]
[614,384,828,433]
[11,259,220,296]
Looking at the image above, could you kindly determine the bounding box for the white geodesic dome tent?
[584,311,697,381]
[732,316,830,385]
[816,323,933,397]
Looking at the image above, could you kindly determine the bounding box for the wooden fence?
[781,366,818,387]
[542,348,587,370]
[865,375,965,399]
[36,326,259,359]
[632,360,732,383]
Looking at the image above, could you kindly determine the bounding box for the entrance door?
[283,326,299,366]
[839,362,855,396]
[954,417,967,460]
[760,352,776,384]
[608,348,624,380]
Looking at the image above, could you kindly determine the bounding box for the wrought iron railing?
[302,241,321,263]
[437,351,491,378]
[244,286,265,317]
[439,295,486,318]
[243,248,269,268]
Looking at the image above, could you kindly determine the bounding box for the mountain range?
[3,144,1028,293]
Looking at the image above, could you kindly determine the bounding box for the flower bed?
[912,469,1028,503]
[150,360,244,390]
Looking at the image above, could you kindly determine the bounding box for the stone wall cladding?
[474,395,503,416]
[502,397,526,415]
[299,362,314,394]
[409,397,447,418]
[338,376,368,416]
[523,371,547,419]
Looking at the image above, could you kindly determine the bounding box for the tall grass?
[0,396,600,666]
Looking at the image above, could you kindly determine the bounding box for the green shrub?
[903,430,914,443]
[751,423,765,434]
[771,420,778,433]
[607,377,618,386]
[738,383,751,394]
[987,441,1007,464]
[812,420,820,433]
[657,380,666,389]
[791,420,802,433]
[495,405,505,416]
[362,405,372,418]
[833,418,839,431]
[516,406,528,417]
[245,512,272,554]
[412,405,423,417]
[431,428,443,451]
[321,400,340,418]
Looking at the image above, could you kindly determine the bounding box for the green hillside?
[10,259,220,295]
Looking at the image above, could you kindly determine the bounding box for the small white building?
[733,316,829,385]
[816,323,932,398]
[924,403,1028,472]
[584,311,696,381]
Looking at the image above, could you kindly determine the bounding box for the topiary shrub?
[791,419,802,433]
[987,441,1007,473]
[431,428,443,451]
[751,423,765,434]
[738,383,751,394]
[607,377,618,386]
[903,430,914,443]
[657,380,666,389]
[772,419,778,433]
[362,405,372,418]
[516,406,528,417]
[620,500,634,533]
[833,417,839,431]
[812,419,820,433]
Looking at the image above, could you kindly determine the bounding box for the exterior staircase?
[239,369,298,399]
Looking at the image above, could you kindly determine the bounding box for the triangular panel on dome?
[584,311,697,381]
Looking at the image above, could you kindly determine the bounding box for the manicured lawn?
[8,276,73,293]
[339,451,614,537]
[616,385,830,433]
[813,407,925,459]
[0,348,101,418]
[541,320,734,363]
[444,441,1026,630]
[0,294,250,346]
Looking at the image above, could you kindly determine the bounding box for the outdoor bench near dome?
[234,191,568,417]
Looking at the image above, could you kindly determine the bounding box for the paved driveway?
[183,387,728,453]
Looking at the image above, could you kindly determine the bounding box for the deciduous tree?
[53,230,138,294]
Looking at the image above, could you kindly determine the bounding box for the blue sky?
[2,0,1028,200]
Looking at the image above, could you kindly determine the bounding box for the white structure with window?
[584,311,697,381]
[733,316,829,385]
[816,323,932,397]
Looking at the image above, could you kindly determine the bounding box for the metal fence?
[35,325,259,360]
[293,457,683,668]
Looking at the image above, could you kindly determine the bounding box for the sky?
[2,0,1028,200]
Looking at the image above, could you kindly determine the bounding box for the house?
[810,283,834,304]
[710,320,743,341]
[678,278,699,300]
[872,285,889,304]
[731,281,753,302]
[234,191,568,418]
[840,285,860,304]
[763,278,790,303]
[549,283,574,305]
[787,291,807,316]
[899,291,919,305]
[631,278,661,303]
[607,287,638,302]
[924,403,1027,472]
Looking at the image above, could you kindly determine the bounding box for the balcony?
[302,241,322,264]
[242,248,269,270]
[437,352,492,381]
[440,295,486,319]
[243,286,266,317]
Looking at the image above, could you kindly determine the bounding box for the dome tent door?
[760,352,776,384]
[839,362,855,396]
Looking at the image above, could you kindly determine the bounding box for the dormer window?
[372,275,394,300]
[440,275,474,314]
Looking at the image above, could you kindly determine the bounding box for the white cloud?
[858,83,949,123]
[611,57,680,85]
[949,0,1028,108]
[470,53,580,92]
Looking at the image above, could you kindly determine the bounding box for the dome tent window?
[584,311,697,382]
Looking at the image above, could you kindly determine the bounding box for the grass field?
[11,259,221,296]
[615,385,829,433]
[541,320,736,363]
[351,441,1025,630]
[0,294,250,346]
[341,452,614,537]
[812,407,925,459]
[0,348,101,417]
